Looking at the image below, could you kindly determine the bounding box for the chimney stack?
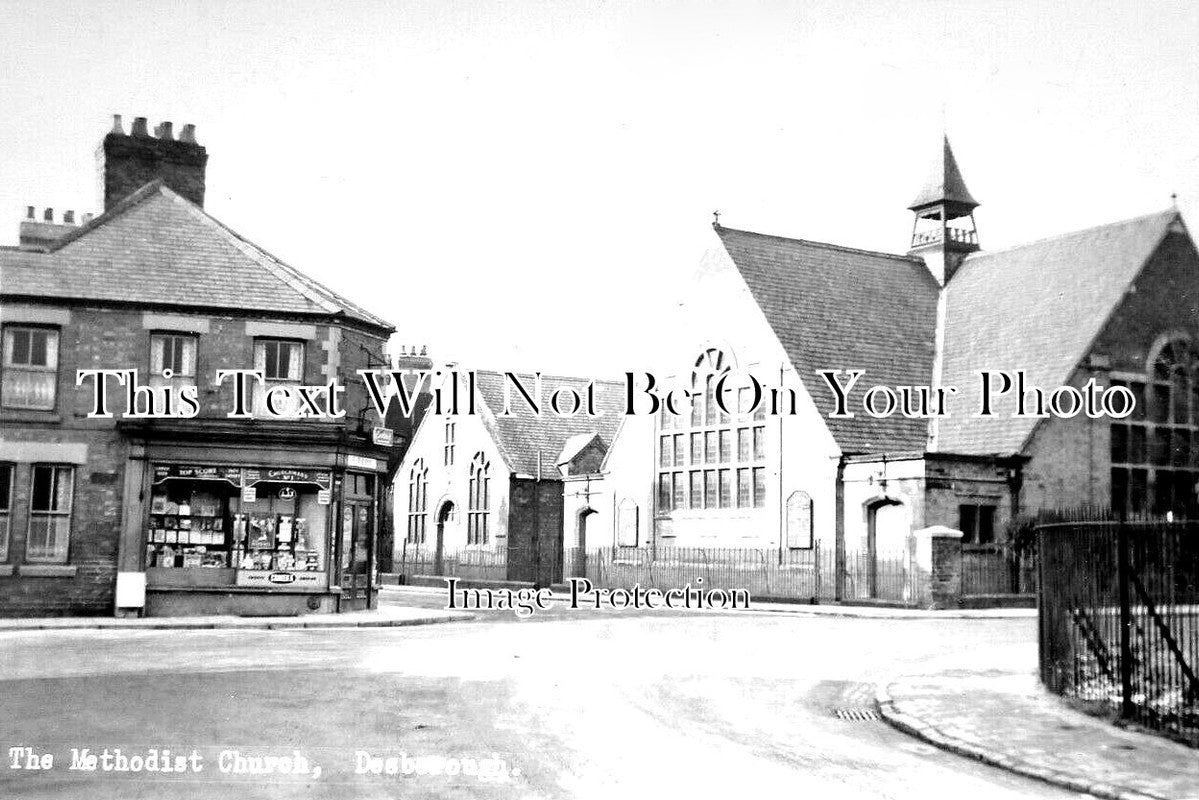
[98,114,208,211]
[19,206,85,250]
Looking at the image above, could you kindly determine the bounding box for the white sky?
[1,1,1196,376]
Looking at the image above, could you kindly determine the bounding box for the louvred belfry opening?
[908,136,981,284]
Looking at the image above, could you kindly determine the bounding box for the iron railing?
[1038,518,1199,747]
[962,542,1037,596]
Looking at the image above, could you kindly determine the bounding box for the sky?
[1,0,1196,377]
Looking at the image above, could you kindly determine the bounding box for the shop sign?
[152,464,242,487]
[372,426,394,447]
[278,486,296,501]
[236,570,327,588]
[317,489,332,506]
[346,455,378,471]
[241,486,257,503]
[244,468,333,489]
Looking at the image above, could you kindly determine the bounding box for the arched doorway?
[867,499,908,601]
[435,501,455,576]
[574,508,597,578]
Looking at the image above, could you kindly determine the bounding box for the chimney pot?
[179,123,197,143]
[131,117,149,137]
[64,210,75,224]
[111,114,124,134]
[25,206,34,219]
[420,345,428,356]
[154,121,174,140]
[43,208,53,222]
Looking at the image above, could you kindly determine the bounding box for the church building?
[593,137,1199,602]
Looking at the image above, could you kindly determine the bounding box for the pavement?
[878,667,1199,800]
[0,603,472,631]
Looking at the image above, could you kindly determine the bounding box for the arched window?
[617,498,639,547]
[407,459,427,543]
[657,349,766,513]
[467,452,490,545]
[1110,337,1199,517]
[786,491,813,549]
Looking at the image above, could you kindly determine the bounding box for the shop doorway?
[339,472,376,611]
[435,501,454,575]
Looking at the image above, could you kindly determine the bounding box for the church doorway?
[435,501,455,575]
[867,499,910,602]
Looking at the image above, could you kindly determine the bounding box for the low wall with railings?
[385,534,1034,609]
[1039,519,1199,747]
[569,546,831,603]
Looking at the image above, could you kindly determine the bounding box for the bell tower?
[908,136,980,285]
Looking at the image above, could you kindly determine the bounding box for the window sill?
[0,409,62,424]
[0,565,13,577]
[20,564,77,577]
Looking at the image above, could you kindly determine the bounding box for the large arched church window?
[656,349,767,513]
[1110,338,1199,517]
[407,459,427,544]
[467,452,490,545]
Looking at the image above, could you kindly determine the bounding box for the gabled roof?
[557,432,602,466]
[909,136,979,213]
[0,181,392,332]
[715,226,941,453]
[473,370,626,477]
[936,209,1181,455]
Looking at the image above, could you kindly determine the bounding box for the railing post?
[1117,522,1134,720]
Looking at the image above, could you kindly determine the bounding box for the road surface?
[0,598,1077,799]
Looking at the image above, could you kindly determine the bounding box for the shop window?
[2,326,59,410]
[1110,339,1199,518]
[959,503,996,545]
[444,420,456,466]
[467,452,490,545]
[150,333,197,386]
[407,459,428,544]
[656,349,767,512]
[146,466,329,573]
[27,465,73,563]
[786,491,814,549]
[0,463,11,561]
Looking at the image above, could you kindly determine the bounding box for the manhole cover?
[834,707,880,721]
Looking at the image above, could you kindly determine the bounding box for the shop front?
[116,421,390,617]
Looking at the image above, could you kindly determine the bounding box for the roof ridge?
[158,187,393,330]
[716,225,924,264]
[964,208,1178,262]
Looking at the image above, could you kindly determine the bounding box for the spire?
[909,136,978,216]
[908,135,980,285]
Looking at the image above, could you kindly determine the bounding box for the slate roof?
[473,370,627,477]
[0,181,392,332]
[717,209,1182,457]
[715,226,941,453]
[936,209,1180,454]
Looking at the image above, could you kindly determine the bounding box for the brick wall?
[1022,229,1199,514]
[1,300,391,616]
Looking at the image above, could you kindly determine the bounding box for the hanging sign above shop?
[241,486,257,503]
[278,486,296,501]
[317,489,332,506]
[372,426,394,447]
[346,455,378,471]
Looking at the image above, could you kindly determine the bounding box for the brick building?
[392,370,623,586]
[0,115,409,616]
[592,137,1199,602]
